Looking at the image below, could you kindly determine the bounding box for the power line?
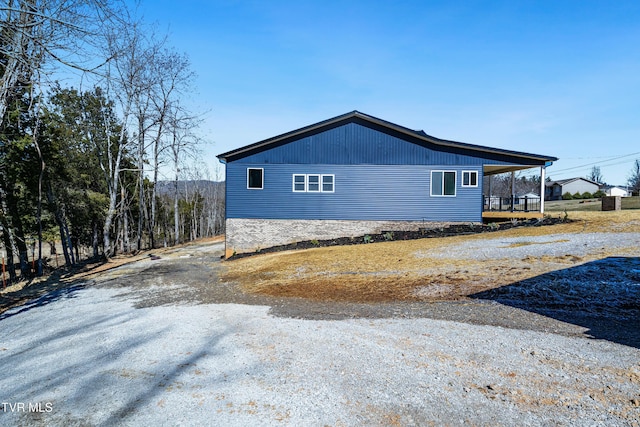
[550,151,640,174]
[554,158,636,174]
[563,152,640,160]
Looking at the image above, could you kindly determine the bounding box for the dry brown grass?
[221,210,640,303]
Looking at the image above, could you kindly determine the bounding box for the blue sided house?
[217,111,557,257]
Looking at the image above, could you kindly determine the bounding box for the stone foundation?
[225,218,457,257]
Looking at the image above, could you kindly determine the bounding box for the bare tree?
[94,13,150,258]
[201,163,225,237]
[147,48,194,248]
[628,159,640,194]
[128,30,173,252]
[587,166,604,184]
[205,165,225,236]
[211,166,225,235]
[167,106,202,245]
[0,0,120,127]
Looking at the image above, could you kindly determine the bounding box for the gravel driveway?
[1,236,639,426]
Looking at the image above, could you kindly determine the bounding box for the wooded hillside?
[0,1,224,282]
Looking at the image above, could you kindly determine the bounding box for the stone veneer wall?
[225,218,457,257]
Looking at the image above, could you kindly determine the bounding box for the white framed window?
[247,168,263,189]
[291,174,335,193]
[321,174,335,192]
[293,174,306,192]
[462,171,478,187]
[431,170,456,196]
[307,174,320,192]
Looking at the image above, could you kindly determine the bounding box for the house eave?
[216,111,559,165]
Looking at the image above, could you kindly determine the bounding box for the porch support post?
[540,166,546,214]
[488,174,492,210]
[510,171,515,212]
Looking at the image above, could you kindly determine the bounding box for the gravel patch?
[2,237,640,426]
[416,232,640,260]
[1,286,639,426]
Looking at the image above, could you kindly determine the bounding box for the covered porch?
[481,164,549,220]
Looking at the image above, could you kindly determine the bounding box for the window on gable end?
[247,168,263,189]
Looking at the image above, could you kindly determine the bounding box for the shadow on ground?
[5,303,238,426]
[0,284,86,321]
[470,257,640,349]
[0,247,187,318]
[0,265,96,320]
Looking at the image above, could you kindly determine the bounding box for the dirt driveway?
[92,232,640,349]
[1,232,640,426]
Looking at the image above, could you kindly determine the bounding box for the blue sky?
[137,0,640,185]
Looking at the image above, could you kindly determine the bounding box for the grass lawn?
[545,196,640,211]
[220,211,640,303]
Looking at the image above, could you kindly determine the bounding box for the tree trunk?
[102,103,129,259]
[32,129,46,276]
[137,128,145,251]
[73,237,79,263]
[121,184,130,253]
[0,223,18,282]
[63,215,75,266]
[4,183,30,277]
[103,188,117,258]
[0,2,34,128]
[150,133,161,249]
[46,185,72,267]
[92,221,99,258]
[174,175,179,246]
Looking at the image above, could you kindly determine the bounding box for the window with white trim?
[431,171,456,196]
[307,174,320,192]
[293,174,306,192]
[321,175,334,192]
[292,174,335,193]
[462,171,478,187]
[247,168,263,189]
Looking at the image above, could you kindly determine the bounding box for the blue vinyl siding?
[227,163,482,222]
[238,123,519,167]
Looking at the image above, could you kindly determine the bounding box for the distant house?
[217,111,558,257]
[514,192,540,207]
[545,178,600,200]
[603,185,629,197]
[517,192,540,201]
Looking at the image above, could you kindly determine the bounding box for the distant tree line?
[483,173,543,198]
[0,0,224,281]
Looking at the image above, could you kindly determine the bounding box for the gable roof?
[545,177,601,187]
[217,111,558,165]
